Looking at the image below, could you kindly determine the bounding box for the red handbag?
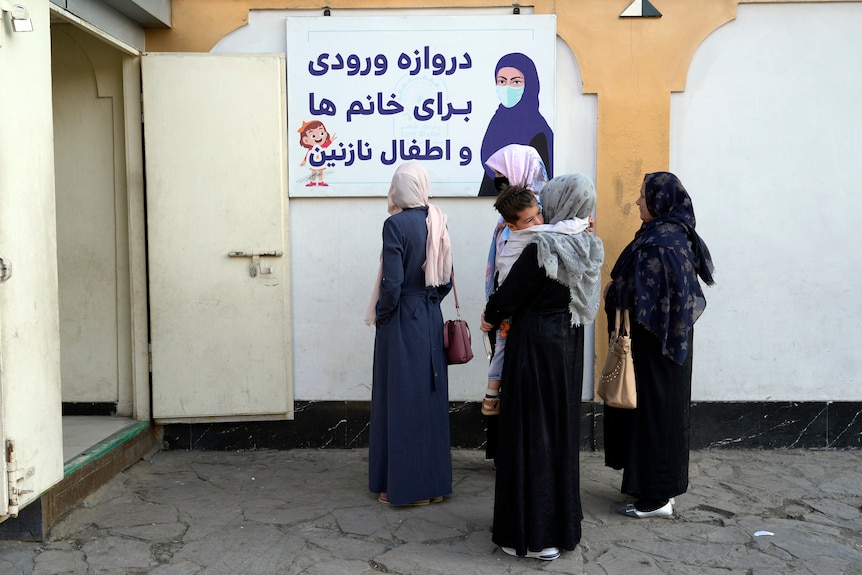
[443,270,473,365]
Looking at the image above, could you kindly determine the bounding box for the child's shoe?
[481,395,500,416]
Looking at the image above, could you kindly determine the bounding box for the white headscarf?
[365,162,452,325]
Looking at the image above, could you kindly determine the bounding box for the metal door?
[142,53,293,423]
[0,146,64,521]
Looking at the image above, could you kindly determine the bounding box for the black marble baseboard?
[62,402,118,416]
[161,401,862,451]
[0,499,43,541]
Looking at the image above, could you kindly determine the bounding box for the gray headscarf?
[531,174,604,326]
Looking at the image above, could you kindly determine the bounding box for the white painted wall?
[672,3,862,400]
[52,25,130,405]
[215,7,597,401]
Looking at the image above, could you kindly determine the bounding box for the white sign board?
[286,15,556,196]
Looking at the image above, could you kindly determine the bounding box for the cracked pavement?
[1,449,861,574]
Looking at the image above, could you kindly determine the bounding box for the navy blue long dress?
[368,207,453,505]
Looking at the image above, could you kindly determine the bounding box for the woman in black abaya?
[481,174,603,560]
[603,172,715,518]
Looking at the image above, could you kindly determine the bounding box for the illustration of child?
[481,184,592,416]
[298,120,337,187]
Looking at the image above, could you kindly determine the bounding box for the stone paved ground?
[1,448,861,574]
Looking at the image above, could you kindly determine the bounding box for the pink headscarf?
[485,143,549,194]
[365,162,452,325]
[483,144,549,299]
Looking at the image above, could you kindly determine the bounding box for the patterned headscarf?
[531,174,604,326]
[609,172,715,364]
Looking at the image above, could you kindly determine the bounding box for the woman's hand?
[480,312,494,333]
[603,280,613,299]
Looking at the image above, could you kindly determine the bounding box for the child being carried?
[481,184,592,415]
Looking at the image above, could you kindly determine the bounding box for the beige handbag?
[598,309,637,409]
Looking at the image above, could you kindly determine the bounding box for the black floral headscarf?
[609,172,715,364]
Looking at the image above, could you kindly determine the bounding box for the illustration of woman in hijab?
[478,53,554,196]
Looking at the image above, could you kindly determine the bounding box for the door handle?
[228,250,283,277]
[0,256,11,282]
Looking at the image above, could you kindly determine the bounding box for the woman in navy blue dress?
[366,161,453,506]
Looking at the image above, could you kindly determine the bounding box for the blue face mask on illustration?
[495,85,524,108]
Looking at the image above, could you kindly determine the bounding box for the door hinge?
[6,439,34,518]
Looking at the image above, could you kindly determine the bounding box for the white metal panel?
[0,315,6,517]
[142,53,293,422]
[0,0,65,519]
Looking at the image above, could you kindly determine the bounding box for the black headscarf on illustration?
[478,52,554,195]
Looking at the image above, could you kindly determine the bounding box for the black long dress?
[603,311,693,500]
[603,171,712,504]
[484,243,583,555]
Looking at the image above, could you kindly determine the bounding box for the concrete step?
[0,421,160,541]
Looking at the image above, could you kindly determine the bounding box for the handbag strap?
[451,267,459,308]
[620,309,631,336]
[450,267,463,319]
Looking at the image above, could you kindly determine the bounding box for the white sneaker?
[618,500,674,518]
[501,546,561,561]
